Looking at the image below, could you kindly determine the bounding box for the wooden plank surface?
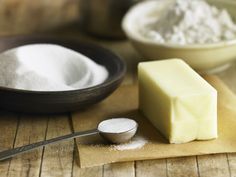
[136,159,167,177]
[73,161,103,177]
[167,157,199,177]
[6,115,48,177]
[0,112,19,176]
[40,115,74,177]
[197,154,230,177]
[227,153,235,177]
[103,162,135,177]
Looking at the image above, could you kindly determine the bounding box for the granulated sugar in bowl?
[0,44,108,91]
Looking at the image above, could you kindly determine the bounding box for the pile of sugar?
[98,118,137,133]
[110,136,147,151]
[140,0,236,44]
[0,44,108,91]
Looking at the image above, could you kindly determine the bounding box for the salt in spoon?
[0,118,138,161]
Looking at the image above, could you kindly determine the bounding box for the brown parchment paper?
[72,75,236,168]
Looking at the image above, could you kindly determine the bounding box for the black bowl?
[0,36,126,113]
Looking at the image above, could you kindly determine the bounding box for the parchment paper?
[72,75,236,168]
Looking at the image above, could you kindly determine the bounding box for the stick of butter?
[138,59,217,144]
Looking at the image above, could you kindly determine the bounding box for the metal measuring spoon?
[0,118,138,161]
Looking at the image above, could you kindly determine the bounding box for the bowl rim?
[122,0,236,49]
[0,35,127,95]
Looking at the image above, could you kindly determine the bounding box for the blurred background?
[0,0,79,36]
[0,0,140,38]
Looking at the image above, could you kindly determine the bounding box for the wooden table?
[0,28,236,177]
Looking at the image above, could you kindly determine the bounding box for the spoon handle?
[0,129,98,161]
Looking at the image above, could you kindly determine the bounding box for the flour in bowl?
[0,44,108,91]
[140,0,236,44]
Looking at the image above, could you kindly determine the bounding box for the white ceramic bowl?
[122,0,236,72]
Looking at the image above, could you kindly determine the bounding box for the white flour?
[110,136,147,151]
[140,0,236,44]
[0,44,108,91]
[98,118,137,133]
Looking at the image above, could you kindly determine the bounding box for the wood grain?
[7,115,48,177]
[227,153,235,177]
[73,166,103,177]
[167,157,199,177]
[73,158,103,177]
[0,112,18,176]
[103,162,135,177]
[197,154,230,177]
[136,159,167,177]
[40,115,74,177]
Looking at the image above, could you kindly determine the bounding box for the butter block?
[138,59,217,144]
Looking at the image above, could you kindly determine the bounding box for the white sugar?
[110,136,147,151]
[0,44,108,91]
[98,118,137,133]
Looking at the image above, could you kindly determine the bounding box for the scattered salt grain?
[110,136,147,151]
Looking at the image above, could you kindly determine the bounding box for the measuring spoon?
[0,118,138,161]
